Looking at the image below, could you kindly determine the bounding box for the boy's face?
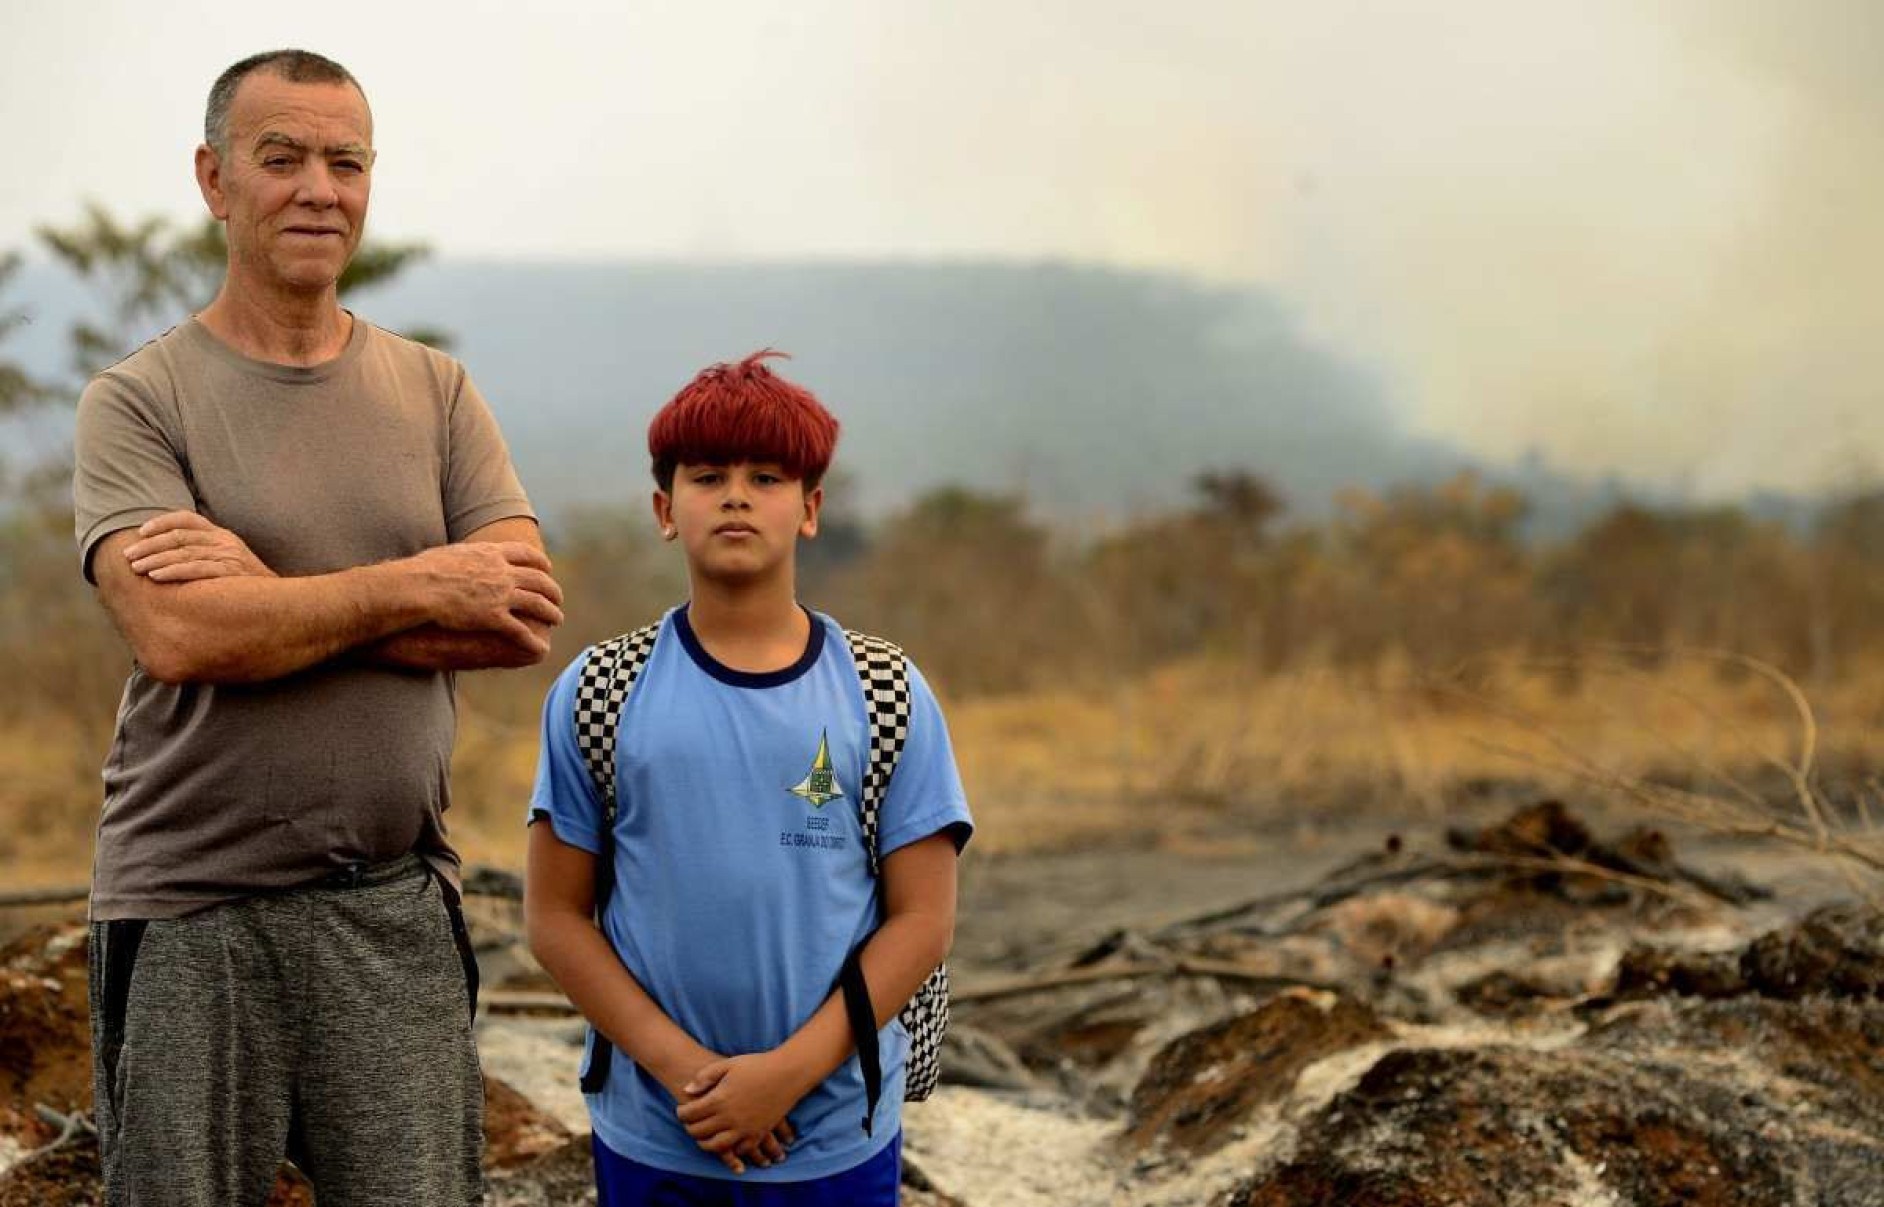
[654,461,822,584]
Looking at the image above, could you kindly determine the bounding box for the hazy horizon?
[3,253,1830,541]
[5,1,1883,502]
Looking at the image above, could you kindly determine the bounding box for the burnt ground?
[911,802,1884,1207]
[1228,996,1884,1207]
[3,798,1880,1205]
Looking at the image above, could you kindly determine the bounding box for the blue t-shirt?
[528,605,973,1181]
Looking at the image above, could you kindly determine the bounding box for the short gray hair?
[204,49,364,153]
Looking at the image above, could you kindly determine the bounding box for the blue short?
[592,1131,902,1206]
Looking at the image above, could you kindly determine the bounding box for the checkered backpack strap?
[573,623,661,823]
[845,631,910,877]
[844,630,951,1103]
[571,621,660,1094]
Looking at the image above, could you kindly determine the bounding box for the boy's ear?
[652,489,677,540]
[800,484,823,540]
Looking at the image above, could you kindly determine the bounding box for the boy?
[525,351,972,1204]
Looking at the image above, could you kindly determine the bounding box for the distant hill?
[2,257,1750,534]
[360,259,1476,524]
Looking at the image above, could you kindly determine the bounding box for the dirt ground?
[472,801,1883,1207]
[931,799,1880,1207]
[3,798,1879,1205]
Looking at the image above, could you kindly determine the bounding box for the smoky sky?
[1,0,1877,497]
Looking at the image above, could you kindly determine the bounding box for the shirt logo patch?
[788,730,845,808]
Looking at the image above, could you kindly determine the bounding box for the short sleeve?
[874,660,974,859]
[527,648,606,854]
[72,372,197,583]
[443,371,535,541]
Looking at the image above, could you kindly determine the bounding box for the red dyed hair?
[647,350,840,491]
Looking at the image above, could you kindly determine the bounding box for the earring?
[663,526,677,540]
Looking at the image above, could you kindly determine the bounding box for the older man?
[73,49,558,1206]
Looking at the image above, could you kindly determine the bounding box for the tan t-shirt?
[73,317,535,920]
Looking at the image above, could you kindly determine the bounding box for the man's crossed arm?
[93,510,564,684]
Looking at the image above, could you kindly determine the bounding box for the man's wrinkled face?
[198,73,374,296]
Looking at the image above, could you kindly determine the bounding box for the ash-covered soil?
[3,800,1879,1206]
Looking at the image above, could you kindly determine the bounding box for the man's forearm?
[120,560,438,684]
[98,522,561,685]
[361,622,546,672]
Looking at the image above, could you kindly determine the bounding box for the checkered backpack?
[571,621,951,1114]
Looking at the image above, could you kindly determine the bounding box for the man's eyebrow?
[252,132,375,159]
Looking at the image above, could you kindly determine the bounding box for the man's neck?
[197,279,352,367]
[685,576,809,673]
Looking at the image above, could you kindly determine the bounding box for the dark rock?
[1449,799,1592,859]
[1741,904,1884,1000]
[1588,997,1884,1132]
[1234,1047,1774,1206]
[1613,945,1747,999]
[1615,905,1884,1004]
[1231,996,1884,1207]
[1127,990,1387,1154]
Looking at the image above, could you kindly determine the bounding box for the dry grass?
[7,652,1883,886]
[945,649,1884,864]
[0,717,111,885]
[445,702,544,871]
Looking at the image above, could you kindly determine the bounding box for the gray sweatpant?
[89,856,485,1207]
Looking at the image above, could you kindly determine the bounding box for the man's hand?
[676,1052,810,1174]
[401,541,564,656]
[358,516,562,672]
[124,511,275,582]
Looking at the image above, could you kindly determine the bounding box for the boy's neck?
[685,578,811,673]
